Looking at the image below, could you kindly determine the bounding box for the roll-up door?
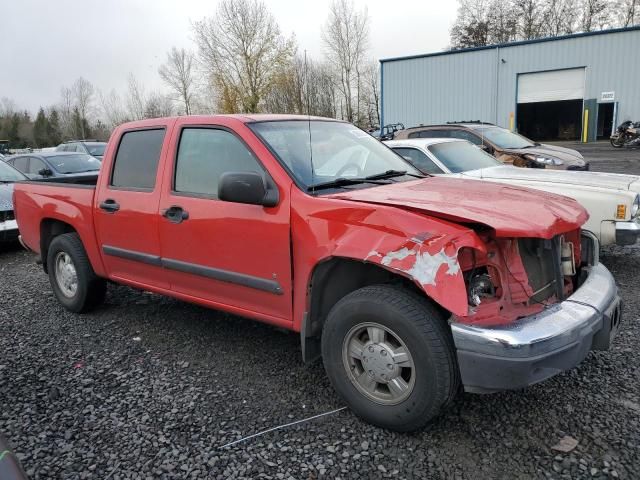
[517,68,585,104]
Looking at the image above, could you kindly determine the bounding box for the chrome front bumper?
[450,263,621,393]
[616,220,640,246]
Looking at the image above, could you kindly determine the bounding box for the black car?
[0,159,27,243]
[5,152,101,180]
[56,140,107,160]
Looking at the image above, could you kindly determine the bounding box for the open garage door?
[516,68,585,141]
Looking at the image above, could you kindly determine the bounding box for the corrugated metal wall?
[381,27,640,134]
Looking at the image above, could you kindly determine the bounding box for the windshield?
[85,143,106,156]
[0,160,26,182]
[427,141,501,173]
[250,121,420,189]
[47,154,101,174]
[476,127,534,149]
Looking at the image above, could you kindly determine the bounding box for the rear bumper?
[450,263,621,393]
[616,220,640,246]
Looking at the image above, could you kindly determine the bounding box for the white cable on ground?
[220,407,347,449]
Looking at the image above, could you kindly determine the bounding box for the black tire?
[47,232,106,313]
[610,136,624,148]
[321,284,459,432]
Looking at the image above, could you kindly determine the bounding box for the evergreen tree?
[47,108,62,145]
[33,107,49,147]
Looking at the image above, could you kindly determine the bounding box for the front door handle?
[99,199,120,213]
[162,205,189,224]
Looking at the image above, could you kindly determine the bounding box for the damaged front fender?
[291,190,488,321]
[363,232,484,317]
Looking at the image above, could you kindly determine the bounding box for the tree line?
[450,0,639,48]
[1,0,377,149]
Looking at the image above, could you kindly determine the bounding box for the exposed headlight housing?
[633,194,640,218]
[467,273,496,306]
[525,154,564,166]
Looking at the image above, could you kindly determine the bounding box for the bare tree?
[158,47,196,115]
[193,0,295,113]
[71,77,94,138]
[543,0,578,35]
[322,0,370,124]
[613,0,639,26]
[99,89,129,127]
[59,86,76,138]
[515,0,546,39]
[0,97,17,118]
[450,0,492,48]
[580,0,612,31]
[125,74,147,121]
[144,92,174,118]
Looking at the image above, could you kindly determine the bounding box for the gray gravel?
[1,143,639,479]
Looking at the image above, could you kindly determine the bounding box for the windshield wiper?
[307,177,391,192]
[365,169,425,180]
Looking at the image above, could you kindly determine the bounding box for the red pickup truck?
[14,115,621,431]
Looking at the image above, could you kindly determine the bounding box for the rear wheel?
[610,136,625,148]
[47,233,106,313]
[321,284,459,432]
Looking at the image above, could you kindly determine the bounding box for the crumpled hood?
[0,183,14,211]
[506,144,585,166]
[328,177,588,239]
[465,165,640,191]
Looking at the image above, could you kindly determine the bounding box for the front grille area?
[518,237,563,303]
[0,210,15,223]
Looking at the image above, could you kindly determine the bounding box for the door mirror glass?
[218,171,278,207]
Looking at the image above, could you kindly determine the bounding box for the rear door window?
[111,129,166,189]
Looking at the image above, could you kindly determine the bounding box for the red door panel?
[94,125,171,289]
[157,118,293,322]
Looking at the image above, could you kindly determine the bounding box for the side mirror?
[218,171,279,207]
[38,168,53,177]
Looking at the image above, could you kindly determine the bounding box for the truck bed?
[13,179,106,276]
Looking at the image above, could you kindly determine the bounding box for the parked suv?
[56,140,107,160]
[394,122,588,171]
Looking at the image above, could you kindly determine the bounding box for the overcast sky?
[1,0,457,114]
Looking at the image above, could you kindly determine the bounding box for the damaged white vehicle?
[386,138,640,247]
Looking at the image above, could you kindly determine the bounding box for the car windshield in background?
[0,160,26,182]
[427,141,502,173]
[48,154,101,174]
[476,127,535,149]
[249,121,420,189]
[86,143,106,156]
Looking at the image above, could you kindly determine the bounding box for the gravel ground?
[1,143,639,479]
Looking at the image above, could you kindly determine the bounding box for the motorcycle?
[611,120,640,148]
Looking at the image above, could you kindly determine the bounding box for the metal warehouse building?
[380,26,640,142]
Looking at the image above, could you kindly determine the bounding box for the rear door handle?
[99,199,120,213]
[162,205,189,224]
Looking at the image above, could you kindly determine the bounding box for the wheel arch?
[40,219,77,273]
[301,256,450,363]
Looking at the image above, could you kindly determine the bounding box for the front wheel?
[321,285,459,432]
[47,233,106,313]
